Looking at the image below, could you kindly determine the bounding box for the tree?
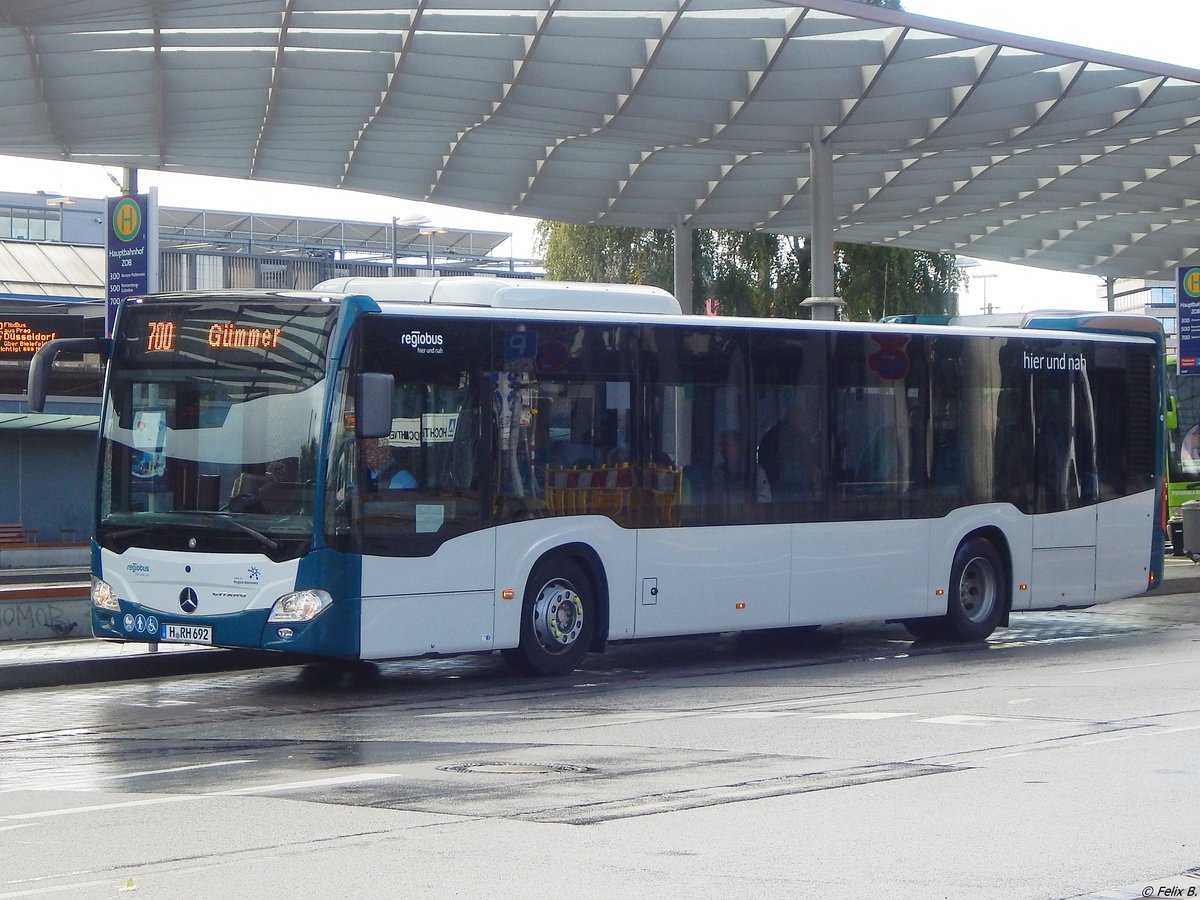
[837,244,961,320]
[536,220,961,322]
[536,222,674,287]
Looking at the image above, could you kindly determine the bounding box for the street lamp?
[420,227,448,276]
[391,214,431,275]
[975,273,998,314]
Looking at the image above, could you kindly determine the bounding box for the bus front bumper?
[91,598,360,658]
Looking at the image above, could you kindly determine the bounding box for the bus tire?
[943,536,1005,641]
[904,537,1005,642]
[503,557,594,676]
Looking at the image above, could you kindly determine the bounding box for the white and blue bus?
[29,278,1165,675]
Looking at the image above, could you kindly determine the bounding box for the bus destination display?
[144,320,285,353]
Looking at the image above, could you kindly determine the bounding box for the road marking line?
[814,712,913,720]
[108,760,253,780]
[0,875,125,898]
[4,729,94,741]
[1,796,192,821]
[1082,734,1139,745]
[1073,660,1196,674]
[712,712,797,719]
[0,773,403,821]
[1083,724,1200,745]
[211,772,401,795]
[417,711,520,718]
[918,715,1014,725]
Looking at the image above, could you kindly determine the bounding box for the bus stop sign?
[1178,264,1200,375]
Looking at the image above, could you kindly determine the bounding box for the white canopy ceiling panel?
[0,0,1197,280]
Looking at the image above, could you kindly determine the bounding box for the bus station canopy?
[1,0,1198,281]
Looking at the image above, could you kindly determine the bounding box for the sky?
[1,1,1194,312]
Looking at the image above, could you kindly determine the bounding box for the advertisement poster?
[131,410,166,479]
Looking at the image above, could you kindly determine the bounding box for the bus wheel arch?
[501,543,608,676]
[905,528,1011,642]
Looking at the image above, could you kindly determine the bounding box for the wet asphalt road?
[2,594,1199,899]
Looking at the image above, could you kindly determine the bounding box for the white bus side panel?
[1030,506,1097,608]
[790,520,929,624]
[360,529,496,659]
[493,517,638,649]
[1030,547,1096,608]
[633,525,791,637]
[1094,488,1156,604]
[1032,506,1097,549]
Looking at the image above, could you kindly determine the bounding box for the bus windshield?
[97,298,340,559]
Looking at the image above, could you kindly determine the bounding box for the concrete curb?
[0,648,293,692]
[1160,564,1200,597]
[1162,576,1200,595]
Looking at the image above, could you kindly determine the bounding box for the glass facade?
[0,206,62,242]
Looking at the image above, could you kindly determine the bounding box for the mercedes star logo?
[179,588,199,614]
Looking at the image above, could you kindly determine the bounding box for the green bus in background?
[1166,355,1200,554]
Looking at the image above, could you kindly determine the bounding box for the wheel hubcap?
[532,580,584,652]
[958,555,997,623]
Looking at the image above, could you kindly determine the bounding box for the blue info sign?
[1179,265,1200,375]
[106,194,151,336]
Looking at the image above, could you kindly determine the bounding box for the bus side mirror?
[27,337,110,413]
[355,372,394,439]
[1166,395,1179,432]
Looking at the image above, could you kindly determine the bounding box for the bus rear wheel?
[502,557,594,676]
[904,537,1005,642]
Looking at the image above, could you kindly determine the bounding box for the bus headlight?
[268,589,333,623]
[91,578,119,612]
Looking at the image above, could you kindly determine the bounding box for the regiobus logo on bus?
[401,330,445,354]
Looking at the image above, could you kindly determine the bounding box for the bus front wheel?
[502,557,594,676]
[905,537,1006,642]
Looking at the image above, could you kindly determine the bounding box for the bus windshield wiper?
[209,513,280,552]
[102,524,157,542]
[103,513,280,552]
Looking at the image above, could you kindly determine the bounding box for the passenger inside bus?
[757,402,822,500]
[714,429,771,503]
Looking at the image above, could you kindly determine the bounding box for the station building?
[1105,278,1180,356]
[0,190,537,548]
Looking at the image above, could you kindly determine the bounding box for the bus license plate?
[161,623,212,645]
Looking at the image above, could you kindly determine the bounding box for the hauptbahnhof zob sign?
[106,193,157,336]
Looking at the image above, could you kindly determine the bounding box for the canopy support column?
[673,218,693,314]
[801,128,845,321]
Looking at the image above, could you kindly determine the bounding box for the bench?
[0,524,28,545]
